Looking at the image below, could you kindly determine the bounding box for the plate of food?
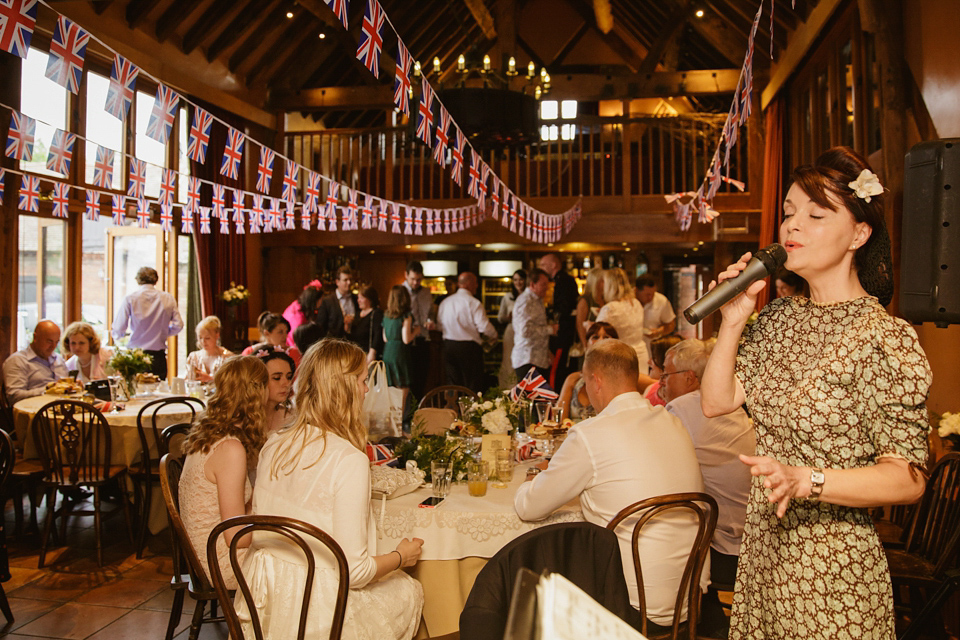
[46,379,85,396]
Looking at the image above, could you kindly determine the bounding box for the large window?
[84,71,124,190]
[18,216,67,350]
[20,48,68,178]
[135,90,165,199]
[540,99,578,141]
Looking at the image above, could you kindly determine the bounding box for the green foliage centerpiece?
[108,348,153,398]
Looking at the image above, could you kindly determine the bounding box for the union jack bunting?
[424,209,433,236]
[0,169,4,206]
[186,177,200,214]
[413,207,423,235]
[5,110,35,160]
[211,184,226,218]
[356,0,385,78]
[0,0,38,58]
[112,195,125,225]
[104,54,139,120]
[509,195,518,233]
[267,199,283,232]
[234,207,245,234]
[199,207,211,234]
[251,195,264,232]
[93,146,114,188]
[328,203,337,231]
[346,189,359,230]
[443,209,450,234]
[450,127,465,186]
[340,201,349,230]
[232,188,245,212]
[281,161,298,203]
[315,196,326,231]
[180,207,194,234]
[136,198,150,228]
[393,39,412,116]
[220,127,244,180]
[51,182,69,219]
[433,108,451,165]
[501,188,510,228]
[360,194,373,229]
[477,163,490,211]
[46,129,76,176]
[377,201,387,232]
[466,150,481,198]
[159,169,176,207]
[389,203,401,234]
[85,190,99,221]
[127,158,146,199]
[285,201,295,230]
[256,147,275,193]
[490,178,500,220]
[300,205,312,231]
[218,210,230,234]
[402,205,412,235]
[433,207,442,234]
[45,16,89,94]
[323,181,339,224]
[187,107,213,164]
[304,171,320,214]
[146,84,181,144]
[325,0,349,29]
[706,152,722,200]
[415,81,435,145]
[160,204,173,231]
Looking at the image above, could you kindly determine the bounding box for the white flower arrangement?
[481,407,513,435]
[220,282,250,306]
[848,169,884,203]
[938,412,960,438]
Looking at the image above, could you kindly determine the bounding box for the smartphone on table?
[419,497,445,508]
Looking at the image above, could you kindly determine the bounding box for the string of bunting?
[0,0,582,241]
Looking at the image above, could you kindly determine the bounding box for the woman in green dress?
[701,147,931,639]
[382,285,420,409]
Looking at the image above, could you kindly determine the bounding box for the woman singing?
[701,147,931,639]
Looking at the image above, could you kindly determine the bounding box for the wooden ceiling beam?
[298,0,398,84]
[688,8,747,66]
[550,22,589,67]
[247,22,317,87]
[155,0,204,43]
[269,86,396,111]
[636,1,695,76]
[205,0,272,62]
[91,0,114,16]
[227,7,289,73]
[125,0,162,29]
[182,0,244,56]
[463,0,497,40]
[271,42,338,92]
[566,0,643,72]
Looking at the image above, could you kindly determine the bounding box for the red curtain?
[757,96,785,310]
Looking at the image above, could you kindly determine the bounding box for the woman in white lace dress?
[238,338,424,640]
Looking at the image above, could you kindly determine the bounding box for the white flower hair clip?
[848,169,884,203]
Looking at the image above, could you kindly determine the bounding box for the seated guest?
[515,339,706,629]
[185,316,233,383]
[644,334,683,407]
[350,285,385,364]
[250,343,296,433]
[242,312,301,366]
[282,281,322,347]
[558,322,618,420]
[3,320,68,404]
[237,339,423,639]
[596,268,650,374]
[660,339,755,637]
[180,356,268,589]
[63,321,114,383]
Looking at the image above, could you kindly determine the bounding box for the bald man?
[436,271,497,393]
[4,320,69,404]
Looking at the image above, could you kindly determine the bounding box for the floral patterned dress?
[731,296,931,640]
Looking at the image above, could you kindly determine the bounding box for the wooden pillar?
[0,55,21,361]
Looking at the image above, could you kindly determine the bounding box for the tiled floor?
[0,494,229,640]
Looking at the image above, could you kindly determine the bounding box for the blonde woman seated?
[558,322,617,420]
[237,339,424,640]
[62,322,113,383]
[596,267,650,374]
[180,356,268,589]
[186,316,233,382]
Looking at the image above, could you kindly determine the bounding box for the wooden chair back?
[160,423,193,463]
[158,453,215,595]
[902,453,960,576]
[208,514,350,640]
[607,492,718,640]
[418,385,479,414]
[0,380,14,436]
[0,430,13,493]
[30,400,112,484]
[136,396,204,469]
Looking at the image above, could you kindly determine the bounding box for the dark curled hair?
[790,147,893,305]
[298,286,323,322]
[249,342,297,372]
[585,321,618,342]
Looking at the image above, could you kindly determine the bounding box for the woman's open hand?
[740,454,809,518]
[709,252,768,326]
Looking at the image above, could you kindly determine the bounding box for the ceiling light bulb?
[318,32,326,39]
[458,54,466,72]
[286,11,293,18]
[540,67,547,79]
[695,9,704,17]
[483,54,491,71]
[508,57,516,74]
[433,57,441,74]
[527,61,535,78]
[413,61,421,76]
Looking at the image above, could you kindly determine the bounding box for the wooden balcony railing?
[285,114,749,203]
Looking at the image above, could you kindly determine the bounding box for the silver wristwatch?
[809,468,824,500]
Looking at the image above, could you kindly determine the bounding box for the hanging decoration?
[44,16,89,94]
[92,145,113,188]
[45,128,75,175]
[187,107,213,163]
[104,54,138,121]
[0,0,38,59]
[5,110,34,160]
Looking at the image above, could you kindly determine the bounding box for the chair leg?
[9,490,23,541]
[118,475,135,545]
[136,477,152,558]
[188,600,206,640]
[92,486,103,568]
[37,488,57,569]
[0,583,12,625]
[165,587,185,640]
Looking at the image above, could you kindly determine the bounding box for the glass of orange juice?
[467,460,489,497]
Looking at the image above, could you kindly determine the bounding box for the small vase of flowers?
[108,348,153,398]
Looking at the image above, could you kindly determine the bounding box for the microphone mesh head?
[755,244,787,275]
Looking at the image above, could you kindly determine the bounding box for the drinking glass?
[534,400,551,424]
[458,397,474,419]
[431,460,452,498]
[467,461,488,497]
[551,404,564,426]
[493,449,513,488]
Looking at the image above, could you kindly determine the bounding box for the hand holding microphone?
[683,244,787,325]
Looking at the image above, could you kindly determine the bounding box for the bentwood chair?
[132,396,204,557]
[419,386,480,415]
[159,453,229,640]
[208,514,350,640]
[606,493,718,640]
[31,399,134,568]
[160,423,193,463]
[0,380,44,540]
[0,429,16,624]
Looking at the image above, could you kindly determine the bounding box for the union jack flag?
[377,201,387,232]
[251,195,264,231]
[490,178,500,220]
[413,207,423,235]
[136,198,150,228]
[285,201,295,230]
[433,108,451,165]
[181,207,194,234]
[365,443,395,466]
[443,209,450,234]
[127,158,146,199]
[112,195,125,225]
[0,0,38,59]
[45,16,89,94]
[232,188,244,212]
[104,54,139,120]
[361,194,373,229]
[85,189,99,221]
[282,161,298,203]
[186,176,200,214]
[324,181,339,225]
[146,84,181,144]
[198,207,211,234]
[511,196,519,234]
[501,186,509,227]
[450,127,465,186]
[234,207,245,234]
[218,210,230,234]
[356,0,385,78]
[304,171,320,214]
[300,205,312,231]
[433,207,442,234]
[346,189,359,230]
[402,204,412,235]
[389,203,401,234]
[46,129,76,176]
[160,203,173,231]
[394,39,412,116]
[324,0,349,29]
[5,110,34,160]
[424,209,433,235]
[256,147,274,193]
[220,128,244,179]
[467,150,481,198]
[0,169,4,206]
[706,152,722,200]
[211,184,226,218]
[267,198,282,231]
[416,81,435,145]
[159,168,176,207]
[187,107,213,164]
[93,146,114,188]
[50,182,69,218]
[477,163,490,211]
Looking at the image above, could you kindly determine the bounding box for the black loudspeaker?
[900,139,960,327]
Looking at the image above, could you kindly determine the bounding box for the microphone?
[683,243,787,324]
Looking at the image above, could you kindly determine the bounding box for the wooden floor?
[0,495,228,640]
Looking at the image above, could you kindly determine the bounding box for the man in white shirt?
[111,267,183,379]
[661,339,755,637]
[436,271,496,393]
[403,261,435,399]
[635,276,676,353]
[511,268,555,381]
[4,320,68,404]
[515,339,706,629]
